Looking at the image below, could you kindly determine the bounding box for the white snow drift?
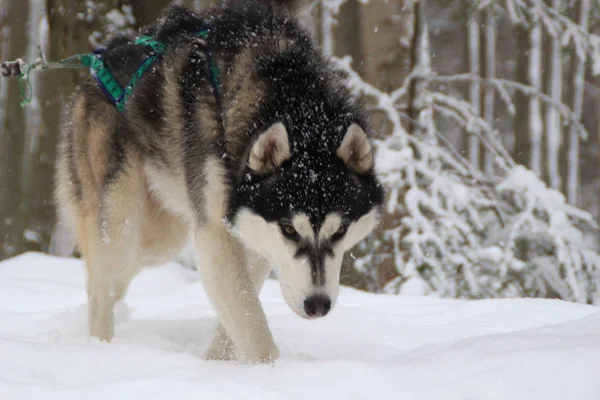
[1,252,600,399]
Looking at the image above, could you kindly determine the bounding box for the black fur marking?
[104,118,128,187]
[179,28,224,223]
[74,83,129,190]
[65,117,82,201]
[295,242,334,286]
[130,60,166,133]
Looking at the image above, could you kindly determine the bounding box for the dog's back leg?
[56,94,156,341]
[74,157,147,341]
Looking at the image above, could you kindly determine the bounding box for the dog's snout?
[304,295,331,318]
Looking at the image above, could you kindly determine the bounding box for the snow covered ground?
[1,252,600,400]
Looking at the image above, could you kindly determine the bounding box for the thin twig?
[397,111,498,185]
[423,73,590,140]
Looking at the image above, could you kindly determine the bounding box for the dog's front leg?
[206,252,272,360]
[193,225,279,363]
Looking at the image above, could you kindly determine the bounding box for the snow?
[2,252,600,399]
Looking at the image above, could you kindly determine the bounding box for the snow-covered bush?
[329,16,600,304]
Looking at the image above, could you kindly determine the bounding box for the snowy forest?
[2,0,600,304]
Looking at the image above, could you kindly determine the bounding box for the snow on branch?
[334,56,407,147]
[332,54,600,304]
[422,73,590,140]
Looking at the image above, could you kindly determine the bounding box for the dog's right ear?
[337,124,373,173]
[248,122,291,174]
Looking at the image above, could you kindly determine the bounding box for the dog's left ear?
[337,124,373,173]
[248,122,291,174]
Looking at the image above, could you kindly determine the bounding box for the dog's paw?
[206,336,236,361]
[238,343,280,364]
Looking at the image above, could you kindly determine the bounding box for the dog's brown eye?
[331,223,347,242]
[280,223,300,241]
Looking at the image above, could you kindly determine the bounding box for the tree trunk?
[33,0,95,257]
[406,0,422,135]
[482,7,495,174]
[566,0,590,206]
[130,0,181,29]
[319,0,334,55]
[16,0,53,256]
[466,5,481,167]
[528,19,543,176]
[350,0,417,288]
[512,26,528,165]
[361,0,414,92]
[545,0,563,190]
[0,0,29,260]
[334,0,363,76]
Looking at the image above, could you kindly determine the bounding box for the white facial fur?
[230,207,380,318]
[292,214,314,243]
[319,214,342,240]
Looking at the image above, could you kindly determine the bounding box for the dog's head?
[229,121,384,319]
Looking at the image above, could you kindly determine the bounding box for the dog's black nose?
[304,295,331,318]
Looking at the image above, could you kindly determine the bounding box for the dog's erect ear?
[248,122,291,174]
[337,124,373,173]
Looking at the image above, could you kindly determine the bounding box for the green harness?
[59,29,221,112]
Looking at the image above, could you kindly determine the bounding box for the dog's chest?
[143,162,192,221]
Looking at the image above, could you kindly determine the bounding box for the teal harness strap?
[78,54,126,110]
[134,36,167,53]
[76,38,162,112]
[119,55,159,112]
[13,28,222,111]
[63,28,221,113]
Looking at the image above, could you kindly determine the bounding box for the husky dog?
[55,0,384,363]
